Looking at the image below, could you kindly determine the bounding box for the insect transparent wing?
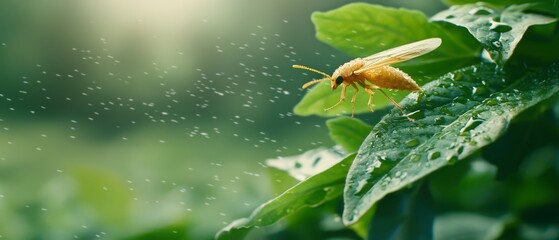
[353,38,441,74]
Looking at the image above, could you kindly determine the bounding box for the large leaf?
[343,62,559,225]
[216,153,355,240]
[441,0,559,16]
[294,3,481,117]
[266,147,345,181]
[432,3,556,66]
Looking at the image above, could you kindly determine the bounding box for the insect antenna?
[292,65,332,89]
[302,78,329,89]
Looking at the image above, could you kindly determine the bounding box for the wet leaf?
[216,153,355,240]
[343,62,559,225]
[326,117,372,152]
[432,3,556,66]
[441,0,559,16]
[294,3,480,117]
[266,147,345,181]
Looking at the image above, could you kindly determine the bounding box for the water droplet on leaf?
[355,178,374,195]
[429,151,441,160]
[405,138,420,147]
[472,86,489,96]
[460,117,484,134]
[486,99,499,106]
[469,7,493,15]
[410,154,421,162]
[490,22,512,33]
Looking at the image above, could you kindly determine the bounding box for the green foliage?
[215,153,355,240]
[326,117,372,152]
[220,1,559,239]
[294,3,481,117]
[432,3,556,65]
[343,62,559,225]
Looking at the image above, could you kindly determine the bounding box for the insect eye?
[335,76,344,85]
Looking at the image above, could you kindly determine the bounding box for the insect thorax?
[335,58,365,78]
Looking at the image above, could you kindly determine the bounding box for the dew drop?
[453,72,464,81]
[404,138,420,147]
[355,178,374,195]
[469,6,493,15]
[456,145,464,154]
[434,116,445,124]
[472,86,489,96]
[429,151,441,160]
[490,22,512,33]
[460,117,484,134]
[410,154,421,162]
[447,155,458,165]
[486,99,499,106]
[380,177,392,189]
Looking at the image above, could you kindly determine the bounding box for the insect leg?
[349,83,359,117]
[356,81,379,112]
[378,89,415,122]
[364,88,375,112]
[324,84,347,112]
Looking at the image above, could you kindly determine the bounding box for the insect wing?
[354,38,441,74]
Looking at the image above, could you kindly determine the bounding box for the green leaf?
[326,117,372,152]
[216,153,355,240]
[432,3,557,66]
[266,147,346,181]
[342,62,559,225]
[294,3,480,117]
[441,0,559,16]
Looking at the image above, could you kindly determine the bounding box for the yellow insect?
[293,38,442,122]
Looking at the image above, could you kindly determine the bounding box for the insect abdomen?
[360,66,421,91]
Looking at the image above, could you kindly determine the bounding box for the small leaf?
[216,153,355,240]
[266,147,345,181]
[326,117,372,152]
[432,3,557,65]
[343,62,559,225]
[294,3,480,117]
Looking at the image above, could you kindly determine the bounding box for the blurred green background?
[0,1,445,239]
